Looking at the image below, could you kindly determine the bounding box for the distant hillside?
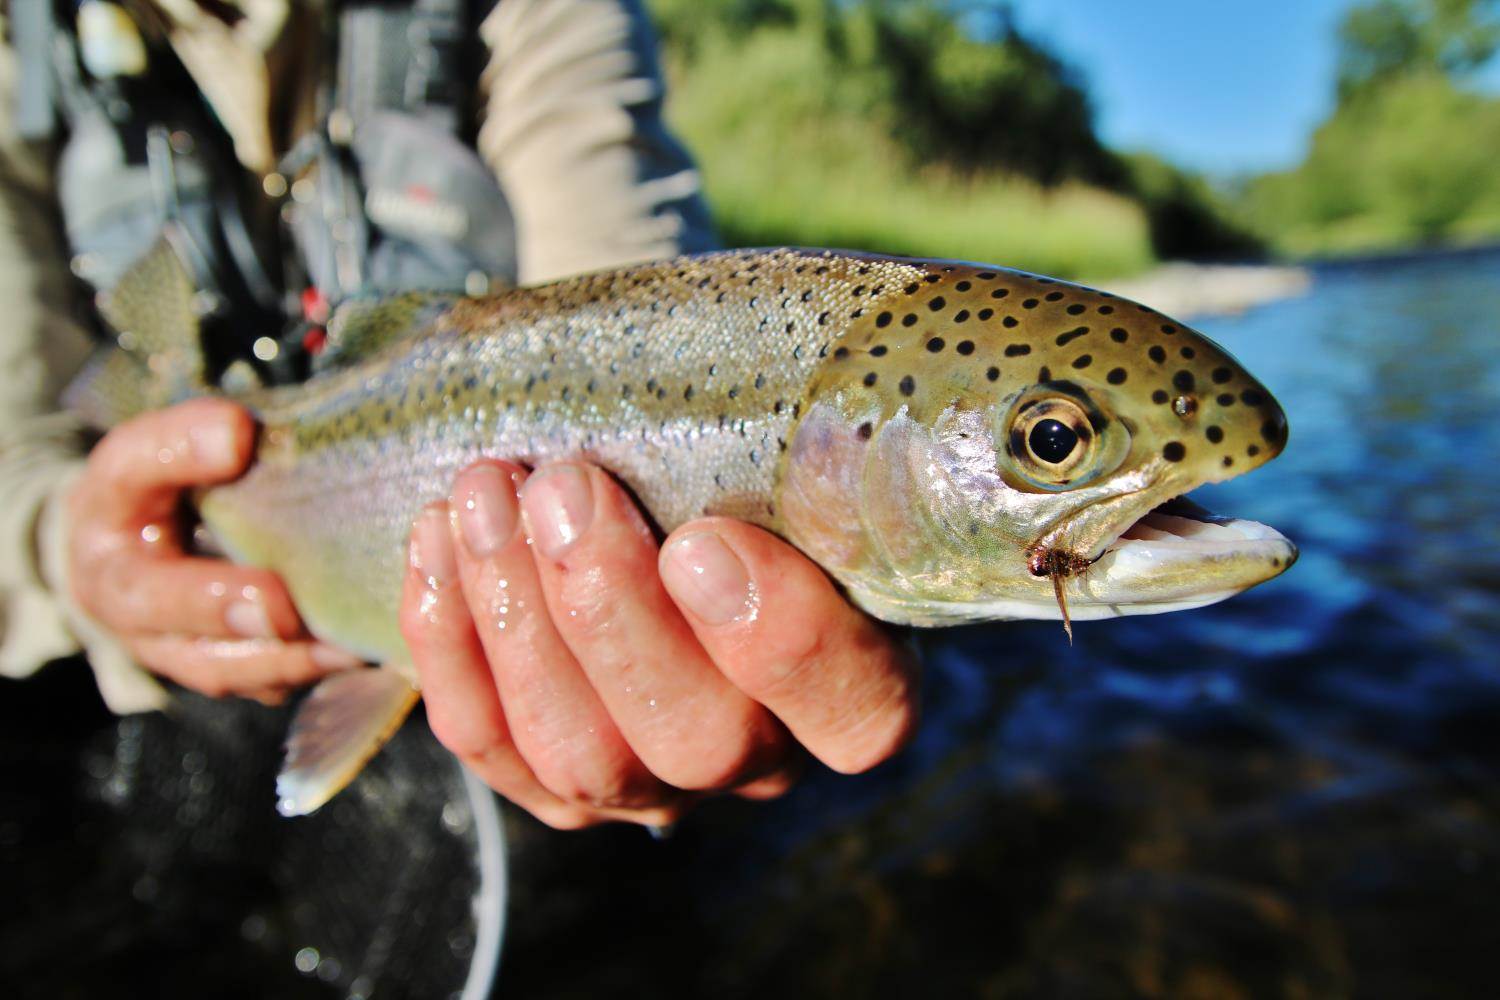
[1241,0,1500,256]
[648,0,1257,279]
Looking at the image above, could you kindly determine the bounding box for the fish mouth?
[1068,493,1298,613]
[1099,494,1294,563]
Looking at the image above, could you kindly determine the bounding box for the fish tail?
[275,664,420,817]
[63,236,214,429]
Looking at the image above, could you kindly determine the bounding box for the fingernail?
[190,420,238,468]
[411,505,457,586]
[225,599,275,638]
[311,643,365,671]
[455,464,519,557]
[660,531,752,625]
[521,465,593,560]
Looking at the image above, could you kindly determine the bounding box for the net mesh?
[1,665,502,1000]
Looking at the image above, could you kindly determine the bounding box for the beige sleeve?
[476,0,718,285]
[0,36,168,712]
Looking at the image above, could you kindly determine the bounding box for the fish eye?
[1027,418,1078,465]
[1003,393,1119,490]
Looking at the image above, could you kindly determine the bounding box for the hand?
[67,399,365,704]
[400,460,920,830]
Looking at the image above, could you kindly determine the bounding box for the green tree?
[1337,0,1500,98]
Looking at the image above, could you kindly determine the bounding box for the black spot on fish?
[863,372,878,387]
[1066,303,1085,315]
[871,344,888,356]
[986,366,1000,381]
[1163,442,1186,462]
[929,297,946,311]
[1110,328,1128,343]
[1005,344,1031,357]
[1217,393,1235,407]
[1149,346,1167,363]
[1003,316,1018,328]
[1152,389,1169,404]
[925,274,940,283]
[1206,425,1224,443]
[1056,327,1089,346]
[1023,298,1039,309]
[834,346,850,359]
[978,308,995,321]
[991,287,1009,299]
[899,375,916,396]
[1262,420,1284,443]
[1046,291,1064,302]
[1038,365,1052,382]
[755,373,766,389]
[876,311,893,328]
[857,421,873,440]
[1180,346,1195,359]
[957,340,975,355]
[902,314,918,327]
[1241,389,1266,406]
[1173,371,1195,392]
[684,385,694,400]
[1212,367,1232,384]
[1107,367,1127,384]
[904,282,920,294]
[1099,305,1114,315]
[955,281,972,292]
[1223,456,1234,468]
[954,309,970,322]
[978,271,997,279]
[1072,354,1092,369]
[1161,324,1177,334]
[927,337,946,352]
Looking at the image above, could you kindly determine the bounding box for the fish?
[71,239,1296,816]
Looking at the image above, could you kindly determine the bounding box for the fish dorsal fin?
[315,292,457,372]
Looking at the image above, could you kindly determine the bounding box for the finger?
[74,398,256,530]
[84,555,304,640]
[519,463,789,791]
[125,634,365,700]
[658,519,919,775]
[446,463,670,811]
[401,503,607,829]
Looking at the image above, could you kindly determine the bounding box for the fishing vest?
[13,0,516,382]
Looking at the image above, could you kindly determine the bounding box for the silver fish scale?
[202,249,930,660]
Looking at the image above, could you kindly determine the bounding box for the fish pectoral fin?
[275,664,420,817]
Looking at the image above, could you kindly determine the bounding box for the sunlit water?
[503,247,1500,998]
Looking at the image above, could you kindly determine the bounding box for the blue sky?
[1002,0,1500,176]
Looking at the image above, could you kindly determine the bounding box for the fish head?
[778,259,1295,626]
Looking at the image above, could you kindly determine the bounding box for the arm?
[0,31,167,711]
[475,0,718,284]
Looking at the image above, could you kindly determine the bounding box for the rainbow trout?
[75,241,1295,815]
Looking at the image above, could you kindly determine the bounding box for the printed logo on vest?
[366,184,468,243]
